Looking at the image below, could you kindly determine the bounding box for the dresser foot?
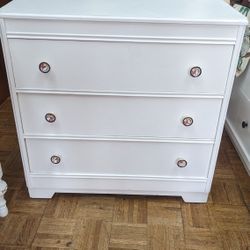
[182,192,209,203]
[28,188,55,198]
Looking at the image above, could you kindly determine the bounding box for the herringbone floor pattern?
[0,98,249,250]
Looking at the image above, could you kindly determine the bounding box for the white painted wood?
[28,188,209,203]
[0,164,8,217]
[26,138,213,177]
[227,82,250,158]
[28,174,208,202]
[9,39,233,95]
[226,120,250,175]
[0,0,247,25]
[5,20,239,41]
[182,192,208,203]
[27,189,209,203]
[0,0,247,202]
[16,89,224,99]
[7,34,236,45]
[28,188,54,199]
[18,93,222,139]
[205,25,246,193]
[226,65,250,175]
[23,134,214,144]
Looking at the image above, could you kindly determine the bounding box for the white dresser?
[0,0,247,202]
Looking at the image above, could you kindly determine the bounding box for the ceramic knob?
[182,117,193,127]
[190,66,202,78]
[50,155,61,165]
[177,159,188,168]
[45,113,56,123]
[39,62,51,73]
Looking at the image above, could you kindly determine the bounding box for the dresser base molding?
[27,174,208,202]
[28,189,208,203]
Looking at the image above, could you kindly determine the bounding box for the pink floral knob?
[39,62,51,73]
[190,66,202,78]
[45,113,56,123]
[182,117,193,127]
[177,159,188,168]
[51,155,61,165]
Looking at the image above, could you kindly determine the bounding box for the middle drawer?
[18,93,221,139]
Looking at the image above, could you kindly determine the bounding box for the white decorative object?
[226,63,250,175]
[0,163,8,217]
[0,0,247,202]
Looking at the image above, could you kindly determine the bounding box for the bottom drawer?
[26,138,213,178]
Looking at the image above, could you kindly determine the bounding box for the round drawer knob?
[45,113,56,123]
[182,117,193,127]
[190,66,202,78]
[39,62,51,73]
[50,155,61,165]
[177,159,188,168]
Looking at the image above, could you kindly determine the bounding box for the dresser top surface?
[0,0,247,25]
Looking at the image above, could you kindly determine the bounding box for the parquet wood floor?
[0,98,249,250]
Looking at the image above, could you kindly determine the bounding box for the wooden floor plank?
[148,224,185,250]
[0,213,41,247]
[113,196,147,224]
[73,195,115,221]
[147,198,182,227]
[219,230,250,250]
[208,204,250,232]
[109,223,147,250]
[73,219,112,250]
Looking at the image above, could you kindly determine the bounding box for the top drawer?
[8,39,233,94]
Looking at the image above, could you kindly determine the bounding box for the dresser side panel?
[205,25,246,192]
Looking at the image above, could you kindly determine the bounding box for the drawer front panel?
[10,39,233,94]
[26,138,213,178]
[18,93,222,139]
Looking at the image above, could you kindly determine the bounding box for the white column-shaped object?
[0,163,8,217]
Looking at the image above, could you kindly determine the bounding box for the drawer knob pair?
[38,62,202,78]
[50,155,187,167]
[39,62,51,73]
[45,113,193,126]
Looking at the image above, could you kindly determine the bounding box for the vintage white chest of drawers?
[0,0,247,202]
